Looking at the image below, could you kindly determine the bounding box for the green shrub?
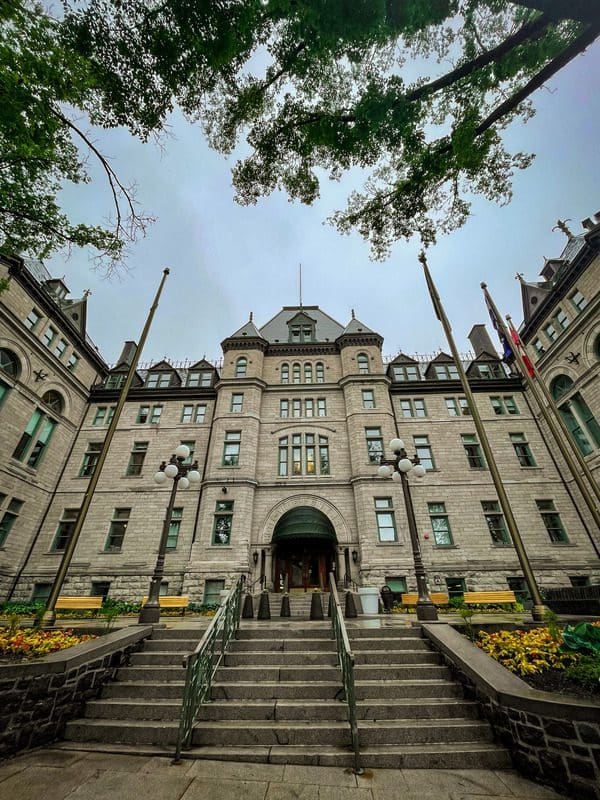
[0,601,45,617]
[560,622,600,655]
[563,655,600,692]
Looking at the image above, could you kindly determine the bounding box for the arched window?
[551,375,600,455]
[316,362,324,383]
[304,363,313,383]
[42,390,64,414]
[357,353,369,374]
[292,363,301,384]
[281,363,289,384]
[235,357,247,377]
[594,334,600,360]
[0,348,20,379]
[550,374,574,401]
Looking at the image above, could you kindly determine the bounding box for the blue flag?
[484,295,513,360]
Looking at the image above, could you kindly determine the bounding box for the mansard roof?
[259,306,344,344]
[187,359,217,371]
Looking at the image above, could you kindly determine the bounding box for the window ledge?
[550,541,575,546]
[210,545,233,549]
[491,543,513,548]
[101,548,122,554]
[432,544,458,549]
[518,466,541,470]
[123,474,144,479]
[376,541,402,546]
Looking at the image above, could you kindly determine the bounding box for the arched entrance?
[272,507,337,592]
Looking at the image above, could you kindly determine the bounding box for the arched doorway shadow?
[272,507,337,592]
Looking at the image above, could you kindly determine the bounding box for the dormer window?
[187,370,212,387]
[290,324,314,343]
[393,365,418,381]
[105,374,126,389]
[146,372,171,389]
[477,363,504,379]
[434,364,459,380]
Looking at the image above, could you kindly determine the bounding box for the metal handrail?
[329,572,362,774]
[174,575,245,761]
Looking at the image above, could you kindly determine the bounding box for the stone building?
[1,215,599,606]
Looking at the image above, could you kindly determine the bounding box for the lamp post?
[378,438,438,622]
[139,444,200,624]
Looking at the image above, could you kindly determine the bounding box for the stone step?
[179,742,511,769]
[234,625,421,640]
[103,681,185,700]
[226,636,428,653]
[220,649,440,667]
[190,718,492,747]
[150,627,212,640]
[66,716,492,749]
[214,664,451,681]
[144,639,199,653]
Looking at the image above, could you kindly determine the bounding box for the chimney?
[468,324,496,357]
[117,340,137,366]
[581,217,595,231]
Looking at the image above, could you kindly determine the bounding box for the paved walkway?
[0,747,563,800]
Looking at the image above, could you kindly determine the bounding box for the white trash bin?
[358,587,380,615]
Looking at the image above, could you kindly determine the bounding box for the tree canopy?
[1,1,599,267]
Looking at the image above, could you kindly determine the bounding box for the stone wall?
[0,625,151,758]
[423,623,600,800]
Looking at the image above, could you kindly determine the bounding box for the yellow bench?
[463,591,517,605]
[141,596,190,615]
[401,592,449,606]
[55,596,103,613]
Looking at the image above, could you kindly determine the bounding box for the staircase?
[260,591,331,618]
[64,621,510,769]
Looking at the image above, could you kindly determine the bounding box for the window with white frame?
[434,363,459,380]
[41,326,57,349]
[234,358,247,378]
[400,398,426,418]
[510,432,536,467]
[461,433,485,468]
[317,398,327,417]
[281,363,289,384]
[357,353,370,374]
[365,427,383,463]
[375,498,397,542]
[66,353,80,371]
[554,308,569,331]
[569,289,588,313]
[166,507,183,549]
[53,338,68,359]
[181,404,206,423]
[316,362,325,383]
[413,435,434,470]
[445,397,470,417]
[393,364,419,381]
[490,396,519,415]
[222,431,241,466]
[213,501,234,545]
[79,442,102,477]
[24,309,42,330]
[280,399,289,418]
[146,372,171,389]
[278,434,329,476]
[92,406,115,426]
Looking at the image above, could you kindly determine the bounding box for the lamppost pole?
[139,445,200,624]
[378,438,438,622]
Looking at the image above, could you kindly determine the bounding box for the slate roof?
[259,306,345,344]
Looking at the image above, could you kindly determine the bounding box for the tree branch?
[512,1,600,24]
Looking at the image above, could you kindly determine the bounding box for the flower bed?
[0,628,97,661]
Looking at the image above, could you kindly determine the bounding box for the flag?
[510,328,535,377]
[484,294,513,360]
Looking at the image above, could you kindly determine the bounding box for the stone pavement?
[0,747,564,800]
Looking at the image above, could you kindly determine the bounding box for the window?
[51,508,79,551]
[222,431,241,466]
[461,434,485,469]
[213,501,233,545]
[510,433,536,467]
[126,441,148,476]
[507,576,530,606]
[533,338,546,357]
[305,399,314,417]
[304,363,313,383]
[25,309,41,330]
[92,406,115,426]
[365,427,383,463]
[42,390,64,414]
[399,398,427,418]
[362,390,375,409]
[166,507,182,549]
[13,409,56,468]
[434,364,459,380]
[543,322,558,343]
[0,379,9,407]
[551,377,600,455]
[317,398,327,417]
[105,373,126,389]
[490,396,519,415]
[278,434,329,476]
[445,397,470,416]
[375,498,397,542]
[281,363,289,384]
[555,308,569,331]
[0,498,23,547]
[31,583,52,603]
[445,577,465,600]
[105,508,130,550]
[90,581,111,601]
[393,365,418,381]
[146,372,171,389]
[569,289,588,312]
[316,363,325,383]
[204,579,225,605]
[357,353,369,374]
[477,362,504,379]
[413,435,434,471]
[79,442,102,477]
[290,323,314,343]
[280,399,289,418]
[428,502,453,546]
[292,363,301,384]
[54,338,68,359]
[235,358,247,378]
[180,440,195,465]
[384,576,407,602]
[569,576,590,588]
[536,500,569,543]
[481,501,510,545]
[181,404,206,423]
[42,326,57,349]
[0,348,20,379]
[135,404,160,424]
[231,393,243,412]
[292,399,302,418]
[186,370,212,387]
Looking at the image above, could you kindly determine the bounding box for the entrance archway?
[272,507,337,592]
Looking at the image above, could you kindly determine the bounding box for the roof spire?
[351,308,355,319]
[249,311,253,322]
[515,272,525,283]
[298,263,303,307]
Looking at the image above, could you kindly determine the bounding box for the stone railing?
[0,625,152,758]
[423,624,600,800]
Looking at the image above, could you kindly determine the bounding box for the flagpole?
[419,253,545,622]
[41,268,171,627]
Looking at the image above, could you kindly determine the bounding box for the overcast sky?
[46,39,600,368]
